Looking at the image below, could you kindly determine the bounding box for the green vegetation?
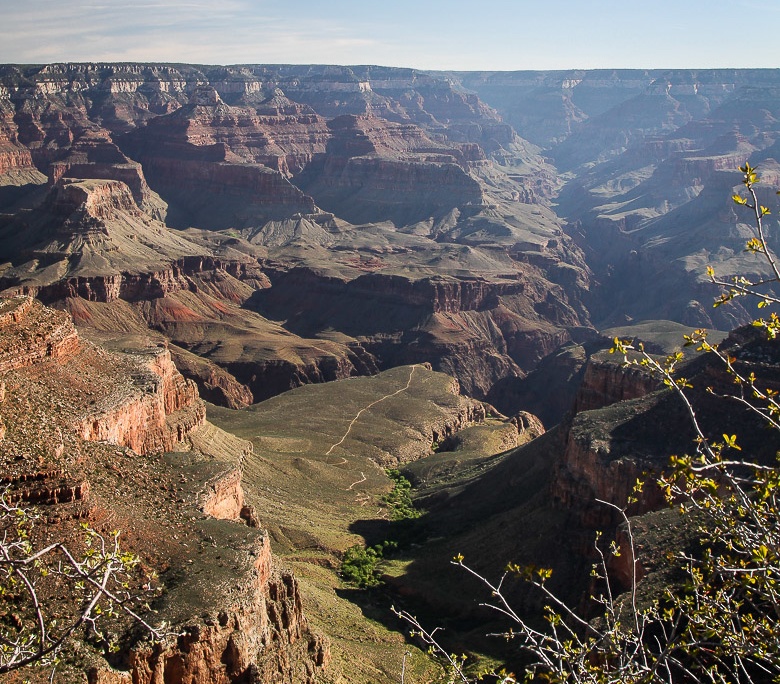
[398,163,780,683]
[381,469,423,521]
[341,541,397,588]
[341,470,424,587]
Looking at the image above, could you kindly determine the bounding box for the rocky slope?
[0,62,596,410]
[456,69,780,329]
[0,296,328,683]
[0,176,391,406]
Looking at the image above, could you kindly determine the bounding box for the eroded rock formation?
[0,63,598,409]
[126,534,328,684]
[572,352,661,414]
[0,296,328,683]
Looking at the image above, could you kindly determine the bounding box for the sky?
[0,0,778,71]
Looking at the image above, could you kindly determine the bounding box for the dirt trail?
[325,365,419,457]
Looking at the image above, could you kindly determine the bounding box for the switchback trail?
[347,472,367,490]
[325,365,420,458]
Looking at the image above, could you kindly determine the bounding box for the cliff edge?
[0,296,328,683]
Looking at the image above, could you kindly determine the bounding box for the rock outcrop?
[550,326,780,531]
[169,345,254,409]
[549,352,666,528]
[572,352,661,414]
[0,178,223,293]
[0,296,328,683]
[0,295,80,371]
[73,343,205,455]
[127,533,328,684]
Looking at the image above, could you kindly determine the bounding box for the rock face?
[0,296,328,683]
[0,177,221,292]
[169,345,254,409]
[128,534,328,684]
[295,113,485,225]
[3,62,780,682]
[249,265,586,400]
[550,326,780,531]
[200,465,245,520]
[572,352,661,414]
[73,343,205,455]
[0,296,204,460]
[549,353,666,529]
[118,85,328,228]
[0,89,46,192]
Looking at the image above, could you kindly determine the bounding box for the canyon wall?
[0,296,329,683]
[551,354,665,529]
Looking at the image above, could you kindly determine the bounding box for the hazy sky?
[1,0,778,71]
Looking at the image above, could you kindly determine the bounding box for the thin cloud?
[2,1,779,70]
[0,0,389,64]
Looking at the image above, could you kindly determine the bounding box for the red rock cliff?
[551,356,664,529]
[74,343,205,455]
[0,296,329,683]
[0,295,81,372]
[127,532,328,684]
[573,354,661,414]
[0,294,205,461]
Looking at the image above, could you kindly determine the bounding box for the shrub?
[341,541,398,588]
[382,469,422,521]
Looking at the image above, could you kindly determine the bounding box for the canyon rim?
[1,61,779,683]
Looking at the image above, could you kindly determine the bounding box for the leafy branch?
[0,492,164,674]
[394,163,780,682]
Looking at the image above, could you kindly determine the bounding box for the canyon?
[1,62,779,682]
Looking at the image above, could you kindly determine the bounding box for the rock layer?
[73,343,205,455]
[0,296,328,682]
[128,534,328,684]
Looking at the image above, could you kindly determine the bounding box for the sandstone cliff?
[572,352,661,414]
[0,297,328,683]
[548,350,667,529]
[120,529,328,684]
[551,326,780,532]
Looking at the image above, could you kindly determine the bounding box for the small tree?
[396,163,780,683]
